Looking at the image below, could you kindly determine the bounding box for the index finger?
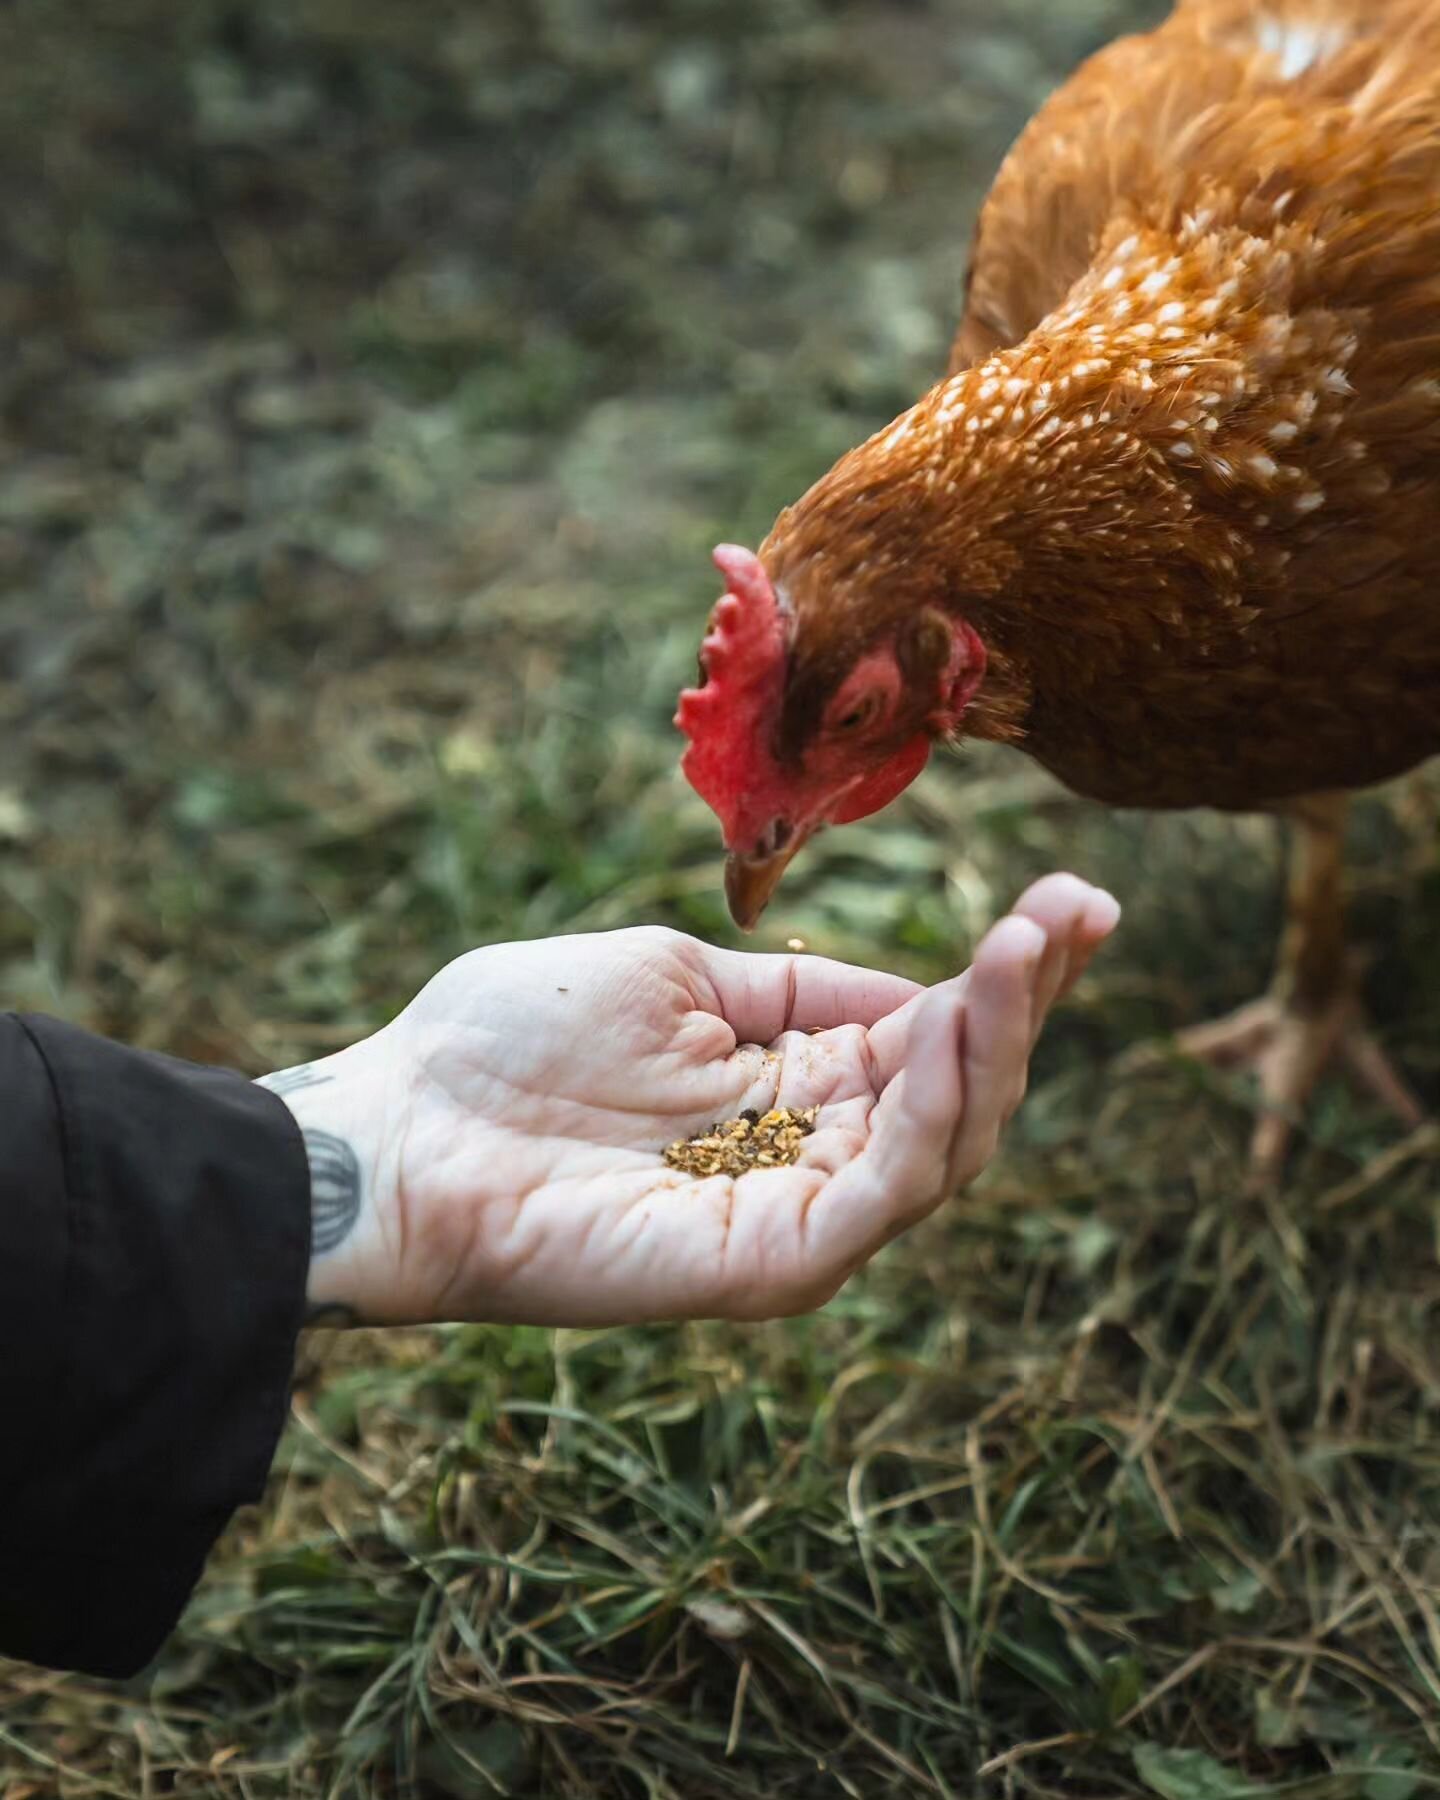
[865,874,1119,1083]
[800,916,1045,1281]
[693,944,924,1043]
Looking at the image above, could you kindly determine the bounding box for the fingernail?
[1086,889,1122,934]
[1006,914,1046,970]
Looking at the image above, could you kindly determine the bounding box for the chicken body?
[932,0,1440,814]
[679,0,1440,1168]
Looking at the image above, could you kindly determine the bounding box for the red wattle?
[829,734,932,825]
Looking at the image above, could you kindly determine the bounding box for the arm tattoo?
[258,1063,336,1097]
[258,1068,362,1323]
[303,1128,362,1255]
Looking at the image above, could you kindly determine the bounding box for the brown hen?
[677,0,1440,1174]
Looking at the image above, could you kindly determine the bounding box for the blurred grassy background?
[3,1,1440,1795]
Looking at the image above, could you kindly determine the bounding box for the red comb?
[675,546,787,833]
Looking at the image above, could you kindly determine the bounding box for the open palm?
[296,875,1117,1327]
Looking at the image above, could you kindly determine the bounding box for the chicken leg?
[1167,795,1425,1179]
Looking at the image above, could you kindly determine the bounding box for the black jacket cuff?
[0,1015,311,1677]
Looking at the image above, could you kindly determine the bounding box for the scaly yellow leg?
[1167,795,1424,1179]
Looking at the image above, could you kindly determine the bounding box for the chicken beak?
[724,835,809,932]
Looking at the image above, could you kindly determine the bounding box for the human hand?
[261,874,1118,1328]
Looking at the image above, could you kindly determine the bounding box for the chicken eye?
[832,692,881,735]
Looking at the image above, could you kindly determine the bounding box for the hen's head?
[677,544,987,929]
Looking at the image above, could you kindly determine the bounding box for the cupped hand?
[269,875,1118,1328]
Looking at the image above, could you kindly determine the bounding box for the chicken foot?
[1164,795,1425,1180]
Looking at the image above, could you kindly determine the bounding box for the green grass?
[3,0,1440,1794]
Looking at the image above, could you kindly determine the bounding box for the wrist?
[255,1043,399,1327]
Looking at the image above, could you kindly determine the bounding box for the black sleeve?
[0,1013,311,1678]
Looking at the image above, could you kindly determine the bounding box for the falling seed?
[787,937,808,953]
